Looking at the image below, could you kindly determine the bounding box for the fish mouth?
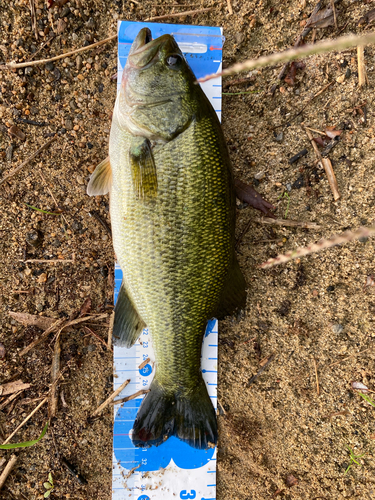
[128,28,178,69]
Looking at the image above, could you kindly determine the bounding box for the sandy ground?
[0,0,375,498]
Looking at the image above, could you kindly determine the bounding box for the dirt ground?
[0,0,374,498]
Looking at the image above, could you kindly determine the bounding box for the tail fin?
[131,377,217,449]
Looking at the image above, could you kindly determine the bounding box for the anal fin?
[129,137,157,200]
[215,255,247,319]
[113,284,146,347]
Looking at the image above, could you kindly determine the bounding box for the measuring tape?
[113,21,223,500]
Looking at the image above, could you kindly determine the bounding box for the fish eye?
[166,54,183,69]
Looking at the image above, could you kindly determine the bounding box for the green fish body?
[87,28,246,449]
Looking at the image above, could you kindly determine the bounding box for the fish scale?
[110,114,233,388]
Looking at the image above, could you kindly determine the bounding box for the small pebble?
[6,144,14,161]
[64,119,73,131]
[254,171,265,180]
[76,55,83,71]
[9,124,26,141]
[79,142,86,148]
[274,131,284,142]
[336,74,345,84]
[37,273,47,284]
[98,83,104,93]
[45,61,54,72]
[332,324,344,334]
[286,183,292,192]
[60,6,70,18]
[76,175,84,185]
[26,231,43,248]
[87,165,95,173]
[0,343,5,359]
[24,66,34,76]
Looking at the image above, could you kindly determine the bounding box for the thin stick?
[29,0,38,40]
[357,46,367,87]
[0,136,56,185]
[53,313,108,345]
[91,379,130,417]
[144,7,213,21]
[313,357,320,395]
[2,398,48,445]
[256,218,320,229]
[198,31,375,83]
[247,354,275,387]
[226,0,233,15]
[4,34,116,69]
[18,318,65,357]
[329,346,372,367]
[0,455,18,491]
[38,170,69,227]
[260,226,375,269]
[304,126,326,135]
[107,311,114,350]
[330,0,337,30]
[83,326,112,351]
[20,259,75,263]
[138,357,150,370]
[114,389,150,406]
[0,391,23,411]
[305,127,340,200]
[49,338,61,419]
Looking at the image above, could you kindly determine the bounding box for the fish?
[87,27,246,449]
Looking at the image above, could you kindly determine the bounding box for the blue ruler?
[113,21,223,500]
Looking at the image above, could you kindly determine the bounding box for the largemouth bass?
[87,28,246,449]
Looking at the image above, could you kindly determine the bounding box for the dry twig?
[305,127,340,201]
[198,32,375,83]
[260,226,375,269]
[107,311,115,350]
[226,0,233,15]
[0,136,56,185]
[329,346,372,367]
[114,389,150,406]
[256,218,320,229]
[49,338,61,419]
[357,45,367,87]
[3,34,116,69]
[2,398,48,445]
[313,357,320,395]
[0,455,18,491]
[91,379,130,417]
[144,7,213,21]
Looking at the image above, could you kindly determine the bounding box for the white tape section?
[112,21,223,500]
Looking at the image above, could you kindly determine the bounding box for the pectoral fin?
[87,156,112,196]
[129,137,157,200]
[113,283,146,348]
[215,256,247,319]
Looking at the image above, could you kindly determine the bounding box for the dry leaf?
[284,61,305,86]
[79,297,92,317]
[286,474,298,487]
[0,380,31,396]
[234,179,275,217]
[9,311,56,330]
[325,127,342,139]
[307,7,334,28]
[352,381,369,393]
